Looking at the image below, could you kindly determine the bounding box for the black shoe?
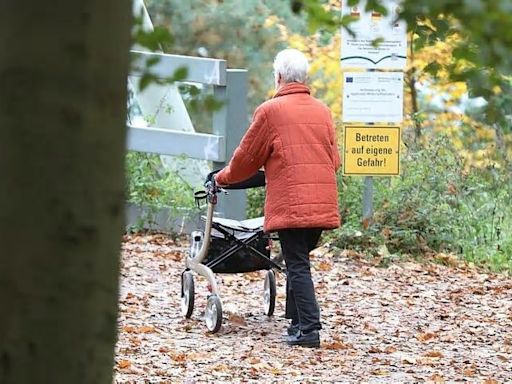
[286,330,320,348]
[287,324,299,336]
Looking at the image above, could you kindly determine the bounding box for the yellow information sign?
[343,125,401,176]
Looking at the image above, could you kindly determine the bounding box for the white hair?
[273,48,309,84]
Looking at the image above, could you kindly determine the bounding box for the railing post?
[213,69,249,220]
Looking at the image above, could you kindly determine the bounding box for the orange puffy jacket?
[216,82,341,232]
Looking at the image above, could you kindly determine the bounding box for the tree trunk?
[406,34,422,147]
[0,1,131,383]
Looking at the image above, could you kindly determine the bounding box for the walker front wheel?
[181,271,195,318]
[205,294,222,333]
[263,270,276,316]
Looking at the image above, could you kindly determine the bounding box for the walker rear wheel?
[263,270,276,316]
[181,271,194,318]
[205,294,222,333]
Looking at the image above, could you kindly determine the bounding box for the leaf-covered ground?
[115,234,512,383]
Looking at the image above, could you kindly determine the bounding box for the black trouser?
[278,228,323,333]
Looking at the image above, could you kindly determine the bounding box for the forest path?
[114,233,512,384]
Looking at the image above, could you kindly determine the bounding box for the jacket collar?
[274,82,310,98]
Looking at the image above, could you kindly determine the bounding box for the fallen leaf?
[402,356,417,364]
[170,352,187,362]
[384,346,397,354]
[429,373,445,383]
[363,322,377,333]
[118,360,132,369]
[228,313,247,326]
[371,368,389,376]
[417,332,438,342]
[122,325,156,334]
[324,341,351,350]
[434,253,459,267]
[424,350,444,358]
[213,363,230,372]
[139,325,156,333]
[316,261,333,271]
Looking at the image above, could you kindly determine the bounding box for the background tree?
[145,0,307,114]
[294,0,512,161]
[0,1,131,383]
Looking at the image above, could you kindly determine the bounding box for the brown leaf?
[247,357,261,364]
[244,272,261,281]
[122,325,155,333]
[371,368,389,376]
[429,374,445,383]
[122,325,156,334]
[434,252,459,267]
[324,341,351,350]
[129,336,141,347]
[384,346,397,354]
[380,227,392,239]
[228,313,247,326]
[447,182,457,195]
[315,261,333,271]
[363,322,377,333]
[118,360,132,369]
[170,352,187,362]
[417,332,438,342]
[122,325,136,333]
[362,217,372,229]
[402,356,417,364]
[424,350,444,358]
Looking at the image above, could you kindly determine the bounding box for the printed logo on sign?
[346,77,353,83]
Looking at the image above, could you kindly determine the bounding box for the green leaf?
[423,61,441,76]
[139,73,158,92]
[145,56,160,68]
[171,66,188,82]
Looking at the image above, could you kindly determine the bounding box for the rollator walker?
[180,171,283,333]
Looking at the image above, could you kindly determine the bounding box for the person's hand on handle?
[214,173,227,188]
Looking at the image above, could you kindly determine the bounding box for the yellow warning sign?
[343,125,401,176]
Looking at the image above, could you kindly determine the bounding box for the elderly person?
[215,48,340,348]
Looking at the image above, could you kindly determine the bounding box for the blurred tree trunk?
[0,1,131,383]
[406,34,422,148]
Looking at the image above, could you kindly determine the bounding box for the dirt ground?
[114,233,512,384]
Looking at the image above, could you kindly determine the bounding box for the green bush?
[125,151,195,230]
[330,136,512,273]
[246,187,265,219]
